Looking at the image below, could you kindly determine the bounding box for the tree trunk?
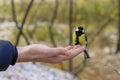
[116,0,120,53]
[116,25,120,53]
[69,0,73,72]
[48,0,58,47]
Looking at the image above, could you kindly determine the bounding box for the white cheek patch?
[76,28,79,31]
[82,30,84,32]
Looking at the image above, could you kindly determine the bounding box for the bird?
[72,26,90,59]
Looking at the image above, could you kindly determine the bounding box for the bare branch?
[27,0,44,23]
[48,0,59,47]
[69,0,73,45]
[88,18,113,46]
[15,0,34,46]
[11,0,19,28]
[11,0,30,45]
[116,0,120,53]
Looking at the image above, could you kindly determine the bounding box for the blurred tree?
[116,0,120,53]
[48,0,59,47]
[15,0,33,46]
[11,0,34,46]
[89,18,113,46]
[11,0,30,45]
[116,23,120,53]
[69,0,73,72]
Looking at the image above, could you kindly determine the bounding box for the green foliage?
[33,24,49,42]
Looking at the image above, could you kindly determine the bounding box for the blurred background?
[0,0,120,80]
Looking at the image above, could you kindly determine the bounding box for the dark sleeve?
[0,40,18,71]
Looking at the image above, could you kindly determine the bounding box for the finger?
[65,46,74,50]
[74,45,81,49]
[48,55,68,63]
[71,46,85,55]
[50,48,67,56]
[65,45,80,52]
[65,46,86,58]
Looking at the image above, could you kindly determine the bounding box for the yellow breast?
[78,34,86,45]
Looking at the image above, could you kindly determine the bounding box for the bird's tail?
[84,50,90,59]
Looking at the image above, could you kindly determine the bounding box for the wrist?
[16,46,32,62]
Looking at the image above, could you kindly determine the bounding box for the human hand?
[27,44,85,63]
[17,44,85,63]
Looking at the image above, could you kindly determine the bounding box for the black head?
[75,26,85,34]
[78,26,84,31]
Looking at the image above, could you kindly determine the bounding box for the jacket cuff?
[10,43,18,65]
[0,40,18,71]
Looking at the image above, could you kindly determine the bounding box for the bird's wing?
[72,32,76,45]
